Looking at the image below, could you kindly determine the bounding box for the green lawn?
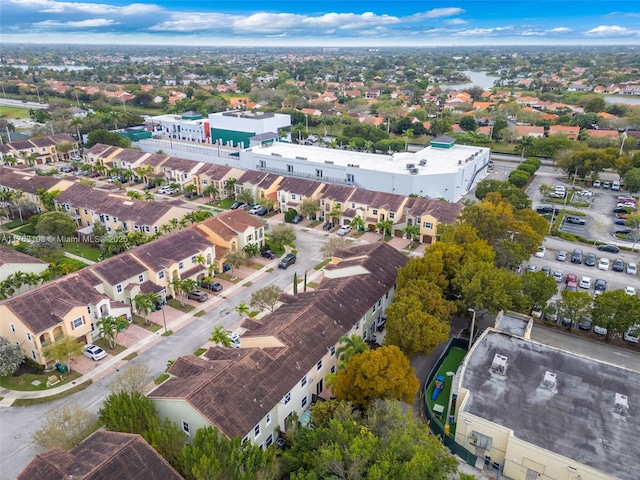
[61,242,101,261]
[167,299,195,312]
[0,105,30,119]
[426,347,467,435]
[0,370,81,391]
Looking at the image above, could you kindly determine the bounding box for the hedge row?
[508,157,541,188]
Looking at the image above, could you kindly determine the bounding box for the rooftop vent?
[325,160,334,164]
[419,159,427,166]
[615,393,629,415]
[410,168,419,175]
[491,354,508,375]
[295,156,307,160]
[458,160,463,165]
[271,153,282,157]
[542,371,557,389]
[406,163,415,169]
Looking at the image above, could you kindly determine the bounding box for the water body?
[604,95,640,106]
[438,70,500,90]
[12,65,90,71]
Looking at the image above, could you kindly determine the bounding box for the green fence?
[423,338,478,465]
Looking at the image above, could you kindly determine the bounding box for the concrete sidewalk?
[0,253,319,406]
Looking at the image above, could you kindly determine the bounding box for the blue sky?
[2,0,640,46]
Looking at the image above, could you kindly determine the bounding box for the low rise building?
[147,111,209,143]
[454,312,640,480]
[209,110,291,148]
[548,125,580,140]
[0,245,49,293]
[194,209,266,256]
[149,243,407,446]
[0,134,79,165]
[0,167,75,212]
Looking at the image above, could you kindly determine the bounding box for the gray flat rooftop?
[462,330,640,480]
[248,142,489,176]
[494,312,530,337]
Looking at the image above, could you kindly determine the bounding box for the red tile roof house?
[149,243,407,448]
[18,431,183,480]
[0,245,49,293]
[548,125,580,140]
[512,126,545,140]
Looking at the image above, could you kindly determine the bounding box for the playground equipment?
[431,375,445,401]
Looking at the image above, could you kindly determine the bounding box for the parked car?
[228,332,241,348]
[552,271,563,283]
[322,222,333,231]
[291,214,303,224]
[578,276,592,289]
[542,266,551,276]
[584,253,596,267]
[230,201,244,210]
[200,281,223,292]
[565,273,577,285]
[593,180,601,188]
[256,207,269,216]
[527,264,537,273]
[565,215,586,225]
[593,325,608,335]
[260,250,276,260]
[613,207,631,214]
[615,219,627,225]
[597,258,610,271]
[625,286,637,296]
[556,250,567,262]
[531,306,543,319]
[336,225,352,236]
[187,291,208,302]
[575,190,593,197]
[239,204,251,210]
[602,181,611,189]
[249,205,262,214]
[594,279,608,292]
[627,262,638,275]
[535,246,546,258]
[278,253,296,269]
[624,326,640,343]
[598,244,620,254]
[83,344,107,361]
[571,248,583,264]
[545,304,559,322]
[536,206,559,215]
[612,258,625,272]
[578,317,592,331]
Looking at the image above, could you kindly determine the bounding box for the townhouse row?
[0,209,266,366]
[0,134,80,165]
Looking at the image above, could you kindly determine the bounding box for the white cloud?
[149,13,239,32]
[585,25,639,36]
[445,18,467,26]
[548,27,571,33]
[35,18,118,27]
[407,8,465,20]
[10,0,162,15]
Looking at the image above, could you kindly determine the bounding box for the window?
[72,317,83,329]
[254,424,261,437]
[191,255,196,263]
[372,209,378,215]
[346,173,354,183]
[331,365,336,374]
[424,222,433,229]
[242,435,249,443]
[373,303,377,313]
[378,299,382,307]
[10,324,15,333]
[321,199,325,206]
[265,433,274,447]
[182,420,190,435]
[26,332,32,342]
[351,203,355,208]
[284,392,291,405]
[138,274,144,283]
[202,179,208,185]
[316,360,322,371]
[84,209,88,215]
[178,261,184,270]
[330,345,336,357]
[316,169,323,178]
[105,215,110,221]
[291,194,296,200]
[116,284,123,293]
[389,212,395,219]
[266,413,271,425]
[158,271,165,280]
[247,234,253,242]
[301,396,307,408]
[354,321,359,331]
[301,376,307,388]
[287,165,293,172]
[31,351,36,360]
[386,291,389,299]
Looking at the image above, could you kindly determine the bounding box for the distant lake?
[438,71,500,90]
[12,65,90,72]
[604,95,640,106]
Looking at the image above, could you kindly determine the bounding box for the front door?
[316,379,323,395]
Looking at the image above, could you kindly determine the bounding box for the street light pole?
[468,308,476,351]
[35,85,40,103]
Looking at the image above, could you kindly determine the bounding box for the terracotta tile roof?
[113,149,148,163]
[198,163,233,180]
[84,143,121,157]
[90,252,147,286]
[161,156,204,172]
[1,271,108,334]
[404,197,463,224]
[319,184,356,203]
[150,243,407,439]
[195,209,263,242]
[18,431,183,480]
[278,177,322,197]
[0,170,62,194]
[0,245,48,267]
[131,229,214,272]
[139,153,169,167]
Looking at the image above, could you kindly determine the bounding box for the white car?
[535,246,546,258]
[624,326,640,343]
[579,276,592,289]
[228,332,241,348]
[552,271,563,283]
[625,286,637,296]
[83,344,107,361]
[627,262,638,276]
[576,190,593,197]
[593,325,608,336]
[248,205,262,214]
[336,225,352,236]
[597,258,610,271]
[556,251,567,262]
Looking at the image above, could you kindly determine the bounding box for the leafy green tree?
[86,129,131,148]
[236,189,254,205]
[334,345,419,408]
[266,223,296,247]
[36,188,61,212]
[509,169,530,188]
[454,261,521,313]
[459,115,478,131]
[235,301,250,318]
[624,168,640,194]
[35,211,77,239]
[0,336,24,376]
[209,326,232,347]
[375,219,393,236]
[522,271,559,310]
[299,197,319,219]
[143,417,187,469]
[335,334,369,363]
[592,290,640,342]
[97,315,128,349]
[557,290,592,333]
[250,285,282,312]
[134,292,161,326]
[32,404,96,451]
[224,250,248,278]
[320,236,349,257]
[99,391,158,435]
[179,426,275,480]
[42,336,83,373]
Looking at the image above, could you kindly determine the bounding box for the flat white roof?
[248,142,488,176]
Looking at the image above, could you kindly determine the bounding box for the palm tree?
[235,301,250,318]
[183,184,197,198]
[350,215,365,232]
[328,204,343,225]
[242,243,260,258]
[127,191,143,201]
[336,334,369,362]
[97,315,128,349]
[11,189,26,222]
[225,177,236,197]
[209,326,232,347]
[69,117,83,143]
[375,219,393,237]
[517,135,534,160]
[402,224,420,242]
[202,185,219,204]
[133,292,160,326]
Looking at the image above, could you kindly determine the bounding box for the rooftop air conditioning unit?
[615,393,629,415]
[458,160,463,165]
[419,159,427,166]
[542,371,556,389]
[410,168,419,175]
[491,354,508,375]
[325,160,334,164]
[271,153,282,157]
[406,163,415,169]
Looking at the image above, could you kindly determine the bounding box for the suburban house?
[194,209,266,258]
[276,177,325,215]
[512,126,545,140]
[149,242,407,448]
[55,183,192,235]
[0,134,79,165]
[234,170,282,205]
[83,143,123,168]
[109,148,150,171]
[18,431,183,480]
[403,196,463,244]
[193,163,243,199]
[317,184,356,221]
[0,166,75,212]
[0,270,132,366]
[548,125,580,140]
[158,156,206,189]
[0,245,49,289]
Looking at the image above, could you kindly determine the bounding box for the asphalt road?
[0,228,326,480]
[0,98,48,109]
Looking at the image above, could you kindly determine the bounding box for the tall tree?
[32,404,96,451]
[0,336,24,376]
[592,290,640,342]
[266,224,296,247]
[42,336,83,373]
[99,391,158,435]
[134,292,161,326]
[209,326,232,347]
[335,334,369,363]
[557,290,592,333]
[333,345,419,408]
[35,211,77,239]
[250,285,282,312]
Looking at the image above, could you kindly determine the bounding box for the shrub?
[523,157,542,169]
[509,170,530,188]
[21,357,45,373]
[284,209,297,223]
[517,163,538,175]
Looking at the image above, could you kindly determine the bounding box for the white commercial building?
[239,136,490,202]
[208,111,291,148]
[146,111,208,143]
